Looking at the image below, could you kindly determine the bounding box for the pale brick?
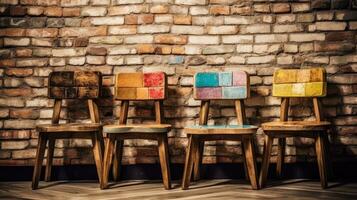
[31,38,53,47]
[350,22,357,30]
[284,44,298,53]
[297,13,315,23]
[277,55,294,65]
[190,6,208,15]
[113,0,143,4]
[290,33,325,42]
[305,56,329,64]
[171,25,204,34]
[108,46,134,55]
[0,98,25,107]
[184,45,202,54]
[247,55,275,64]
[316,22,347,31]
[68,57,85,65]
[16,58,47,67]
[125,35,153,44]
[255,34,288,43]
[92,0,110,5]
[228,56,245,64]
[108,25,137,35]
[108,5,148,15]
[245,24,270,33]
[192,16,223,25]
[202,45,234,54]
[91,16,124,25]
[273,25,303,33]
[86,56,105,65]
[292,3,310,12]
[60,26,107,37]
[224,16,252,24]
[107,56,124,65]
[316,12,334,21]
[155,15,173,23]
[188,36,219,45]
[4,38,30,46]
[126,56,143,65]
[61,0,89,7]
[4,120,35,129]
[52,48,86,57]
[236,45,252,53]
[49,58,65,66]
[222,35,253,44]
[1,141,29,149]
[138,25,170,33]
[207,26,238,34]
[175,0,206,5]
[276,15,296,23]
[89,36,123,44]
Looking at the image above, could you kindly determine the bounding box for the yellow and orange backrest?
[272,68,326,97]
[115,72,167,100]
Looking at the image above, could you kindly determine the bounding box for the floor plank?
[0,180,356,200]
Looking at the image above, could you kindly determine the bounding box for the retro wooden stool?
[32,71,104,189]
[182,71,259,190]
[259,68,331,189]
[101,72,171,190]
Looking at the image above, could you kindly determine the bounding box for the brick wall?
[0,0,356,166]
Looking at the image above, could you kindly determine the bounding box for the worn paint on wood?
[195,87,222,99]
[116,73,143,88]
[144,72,165,87]
[194,71,249,100]
[48,71,101,99]
[195,73,219,88]
[232,71,248,86]
[115,72,167,100]
[222,86,247,99]
[219,72,232,86]
[272,68,326,97]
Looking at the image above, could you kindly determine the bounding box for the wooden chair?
[101,72,171,190]
[32,71,104,189]
[259,68,331,189]
[182,71,259,190]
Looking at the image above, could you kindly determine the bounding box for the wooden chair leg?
[32,133,47,190]
[92,131,104,185]
[242,136,259,190]
[241,142,249,181]
[112,140,123,182]
[259,135,273,189]
[157,134,172,190]
[182,135,198,190]
[101,135,115,190]
[44,138,55,182]
[193,140,204,181]
[316,132,328,189]
[276,138,285,178]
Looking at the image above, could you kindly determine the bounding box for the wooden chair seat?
[262,121,330,131]
[36,123,101,133]
[185,125,258,135]
[103,124,171,133]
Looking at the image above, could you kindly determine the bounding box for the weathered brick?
[138,25,170,33]
[27,6,44,15]
[245,24,270,33]
[188,36,219,45]
[314,42,355,52]
[271,3,290,13]
[247,55,275,64]
[150,5,168,13]
[108,5,148,15]
[174,15,191,25]
[290,33,325,42]
[253,4,270,13]
[26,28,58,37]
[171,25,204,34]
[175,0,206,5]
[315,22,347,31]
[273,25,303,33]
[210,5,229,15]
[61,0,89,7]
[91,16,124,25]
[44,6,62,16]
[63,8,80,16]
[255,34,288,43]
[311,0,330,10]
[207,25,238,34]
[10,6,26,16]
[81,7,106,16]
[4,37,30,46]
[59,26,107,37]
[154,34,187,44]
[202,45,234,54]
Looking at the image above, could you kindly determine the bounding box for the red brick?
[174,15,192,25]
[26,28,58,37]
[10,6,27,16]
[137,44,155,54]
[15,49,32,57]
[44,6,62,17]
[63,8,80,16]
[5,68,33,77]
[0,130,31,139]
[138,14,154,24]
[125,15,138,24]
[10,109,39,119]
[0,59,16,67]
[210,5,230,15]
[154,35,187,45]
[1,88,32,97]
[272,3,291,13]
[87,47,107,55]
[0,28,26,37]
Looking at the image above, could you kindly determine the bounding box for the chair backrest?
[272,68,326,97]
[115,72,166,100]
[272,68,327,122]
[194,71,249,100]
[114,72,167,124]
[48,71,102,124]
[193,71,250,125]
[48,71,102,99]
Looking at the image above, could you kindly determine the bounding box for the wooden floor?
[0,179,356,200]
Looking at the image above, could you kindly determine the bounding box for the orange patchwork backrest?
[272,68,326,97]
[48,71,102,99]
[115,72,167,100]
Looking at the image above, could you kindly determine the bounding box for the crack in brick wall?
[0,0,356,166]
